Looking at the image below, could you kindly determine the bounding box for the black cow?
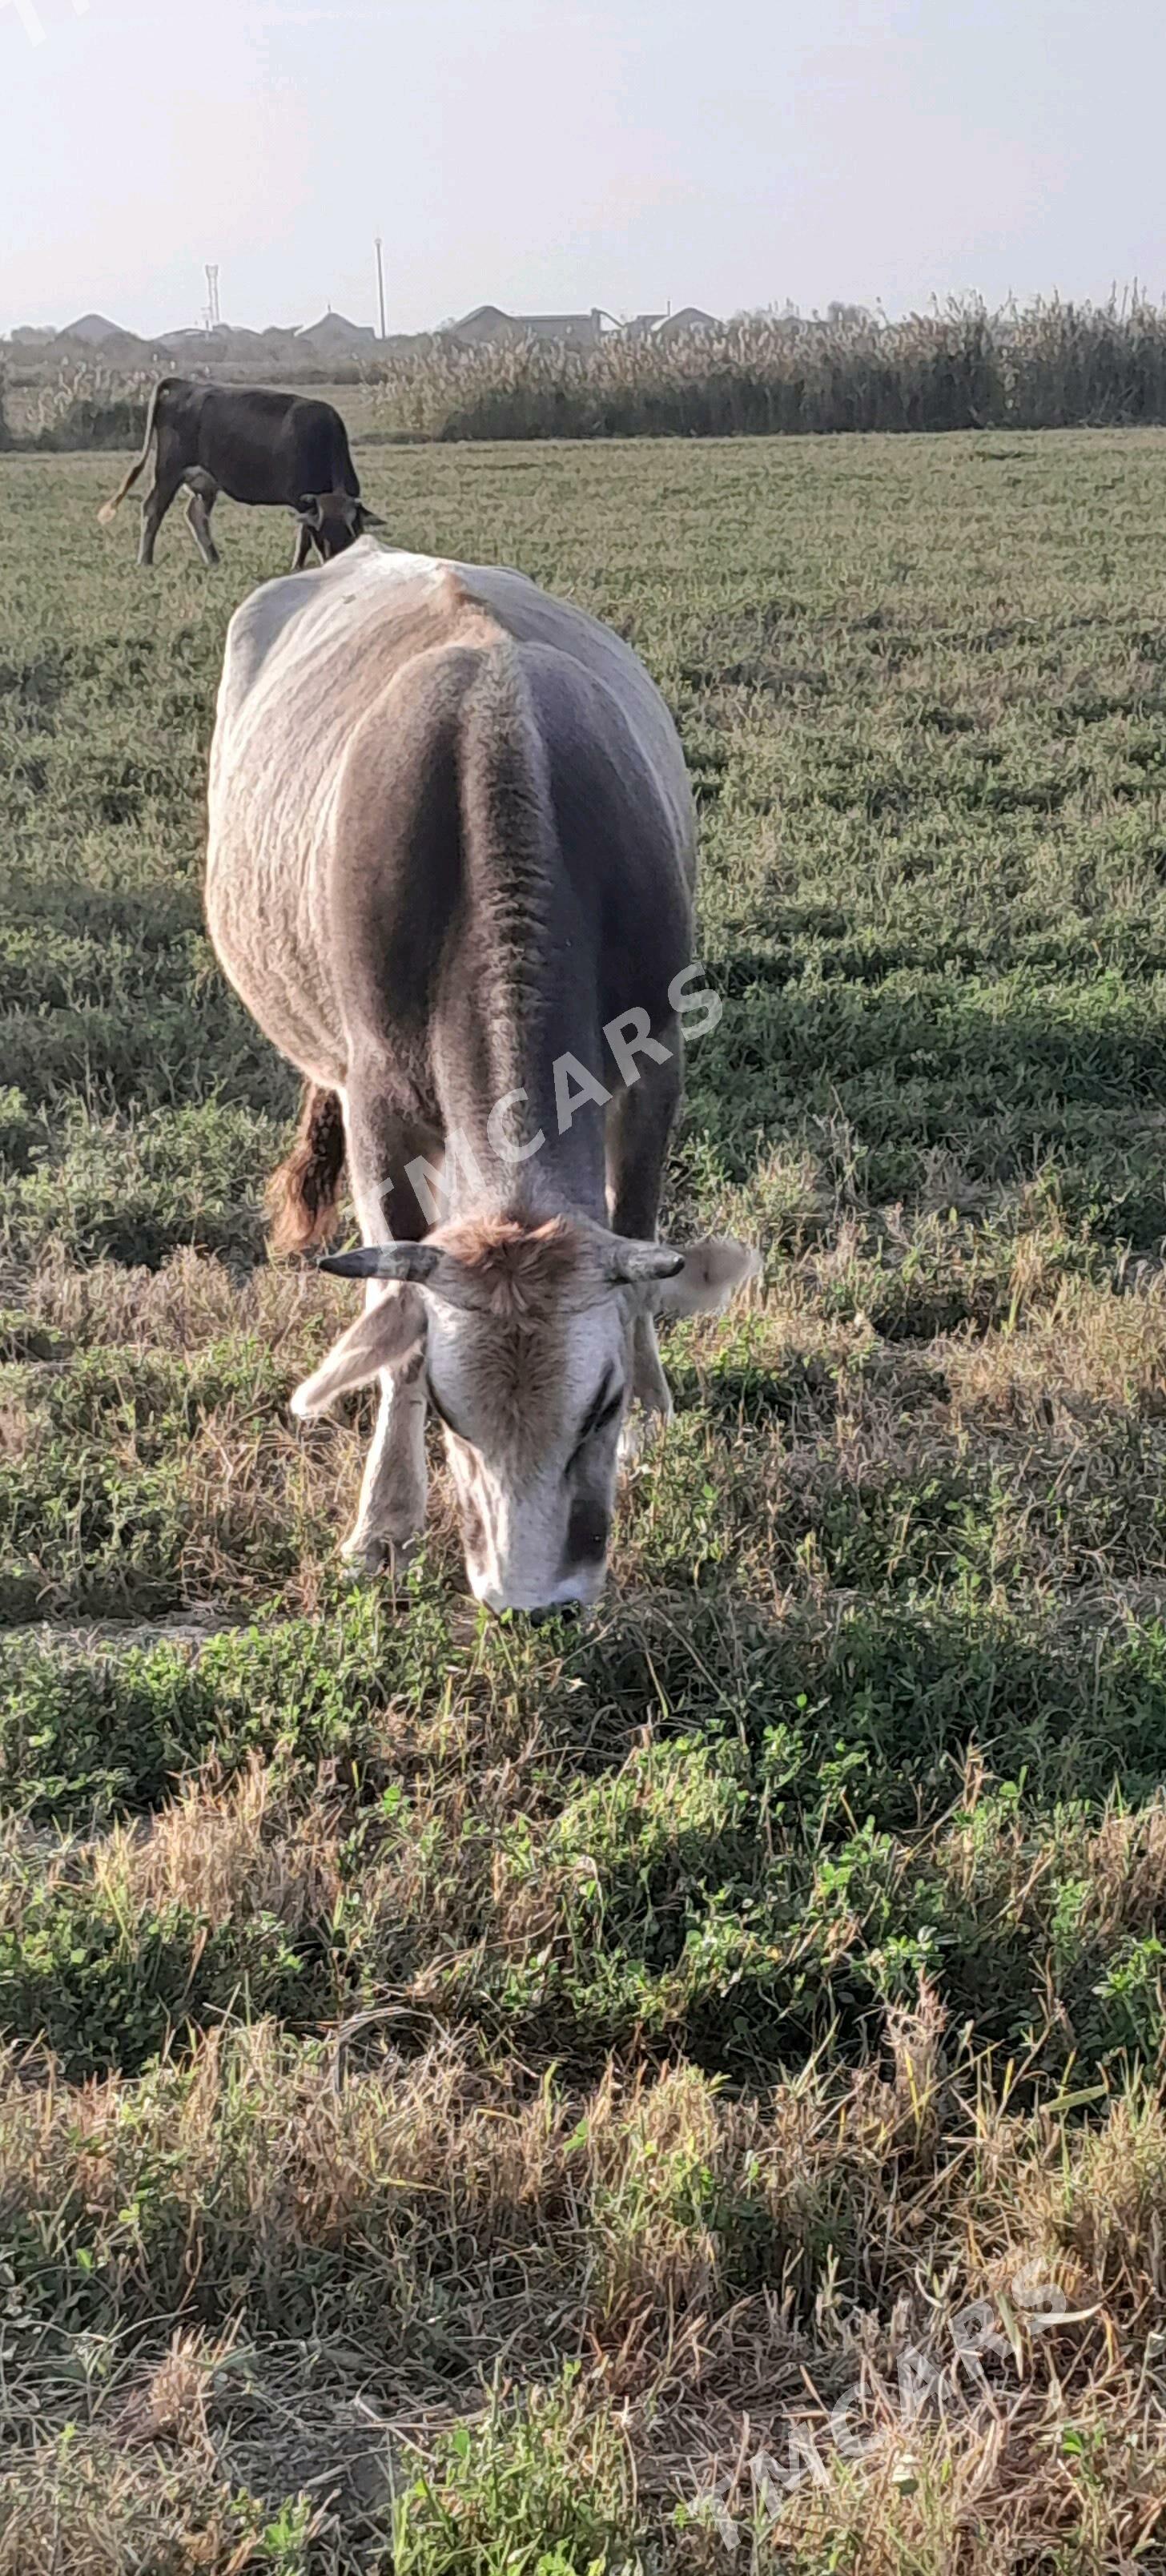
[97,379,383,569]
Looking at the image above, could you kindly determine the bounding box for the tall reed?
[365,296,1166,441]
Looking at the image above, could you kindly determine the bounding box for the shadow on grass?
[690,958,1166,1242]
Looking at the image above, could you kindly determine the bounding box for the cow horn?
[318,1242,486,1312]
[605,1242,686,1286]
[319,1244,440,1284]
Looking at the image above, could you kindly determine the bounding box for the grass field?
[3,429,1166,2570]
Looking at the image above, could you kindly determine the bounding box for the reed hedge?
[10,298,1166,449]
[368,298,1166,441]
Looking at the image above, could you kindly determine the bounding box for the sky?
[4,0,1166,338]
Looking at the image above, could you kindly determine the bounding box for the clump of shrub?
[15,364,154,452]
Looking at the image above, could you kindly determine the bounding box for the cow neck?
[436,1097,609,1237]
[433,967,609,1231]
[438,639,610,1232]
[439,1138,609,1236]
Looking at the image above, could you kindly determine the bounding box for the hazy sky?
[4,0,1165,337]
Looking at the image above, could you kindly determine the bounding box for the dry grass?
[10,1244,340,1353]
[2,2026,1165,2564]
[0,360,158,450]
[92,1755,344,1932]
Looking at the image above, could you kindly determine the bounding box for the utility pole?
[374,235,387,340]
[205,264,220,328]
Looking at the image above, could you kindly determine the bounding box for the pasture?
[2,429,1166,2568]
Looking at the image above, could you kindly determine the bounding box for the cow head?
[292,1214,758,1612]
[294,493,385,561]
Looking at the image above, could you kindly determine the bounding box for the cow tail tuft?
[267,1084,347,1255]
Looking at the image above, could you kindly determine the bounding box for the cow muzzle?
[469,1565,606,1618]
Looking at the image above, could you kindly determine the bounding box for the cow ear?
[296,494,323,526]
[356,504,385,528]
[290,1286,425,1417]
[650,1238,761,1318]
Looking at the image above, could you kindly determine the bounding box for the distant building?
[55,316,162,368]
[159,324,296,358]
[159,326,230,356]
[616,308,721,341]
[651,308,718,340]
[446,305,605,350]
[445,305,722,350]
[58,312,126,346]
[296,310,377,356]
[376,332,433,356]
[443,304,509,346]
[6,296,722,381]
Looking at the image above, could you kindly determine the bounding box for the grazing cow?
[206,542,758,1612]
[97,379,383,569]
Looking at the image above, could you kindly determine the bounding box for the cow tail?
[97,377,167,523]
[267,1083,347,1255]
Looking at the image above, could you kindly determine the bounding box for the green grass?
[3,431,1166,2570]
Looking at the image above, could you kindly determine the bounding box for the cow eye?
[427,1377,471,1444]
[567,1380,623,1472]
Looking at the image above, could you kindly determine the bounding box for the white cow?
[207,541,757,1612]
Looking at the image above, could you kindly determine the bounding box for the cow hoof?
[340,1530,418,1586]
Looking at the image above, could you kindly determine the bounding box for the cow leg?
[605,1036,683,1439]
[137,473,182,566]
[340,1089,433,1578]
[183,477,220,567]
